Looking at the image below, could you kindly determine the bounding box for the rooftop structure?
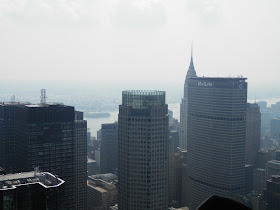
[0,171,65,209]
[0,171,64,190]
[87,173,118,210]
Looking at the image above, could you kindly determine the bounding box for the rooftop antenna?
[10,95,15,103]
[41,89,46,105]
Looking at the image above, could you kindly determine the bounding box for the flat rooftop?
[190,77,247,81]
[0,171,64,190]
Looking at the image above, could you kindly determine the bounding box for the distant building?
[250,193,265,210]
[118,90,169,210]
[266,160,280,182]
[256,148,275,169]
[100,122,118,174]
[253,168,266,194]
[186,77,247,209]
[172,151,187,207]
[179,48,197,150]
[88,158,98,176]
[264,175,280,210]
[0,171,65,210]
[87,173,118,210]
[95,148,101,172]
[245,165,253,194]
[246,103,261,166]
[271,118,280,139]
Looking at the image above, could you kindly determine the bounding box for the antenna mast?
[41,89,46,105]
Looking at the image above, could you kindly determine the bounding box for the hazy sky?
[0,0,279,89]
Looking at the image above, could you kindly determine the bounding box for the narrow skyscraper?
[100,122,118,174]
[118,90,169,210]
[186,77,247,209]
[179,47,197,150]
[246,103,261,166]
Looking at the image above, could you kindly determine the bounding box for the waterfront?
[86,99,280,138]
[86,103,180,138]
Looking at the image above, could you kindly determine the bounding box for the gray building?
[87,173,118,210]
[179,49,197,150]
[271,118,280,139]
[100,122,118,174]
[118,90,169,210]
[185,77,247,209]
[246,103,261,166]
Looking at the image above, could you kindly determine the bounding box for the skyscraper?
[179,48,197,150]
[100,122,118,174]
[74,111,87,210]
[0,103,87,209]
[185,77,247,209]
[246,103,261,166]
[118,90,169,210]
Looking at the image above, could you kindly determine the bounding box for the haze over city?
[1,1,280,210]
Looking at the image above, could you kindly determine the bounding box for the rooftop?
[0,171,64,190]
[190,77,247,81]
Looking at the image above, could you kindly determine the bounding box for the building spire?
[189,41,195,71]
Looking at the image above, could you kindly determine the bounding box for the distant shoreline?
[84,112,110,118]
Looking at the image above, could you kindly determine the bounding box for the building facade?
[264,175,280,210]
[87,173,118,210]
[186,77,247,209]
[74,111,87,210]
[179,50,197,150]
[246,103,261,166]
[0,103,87,209]
[100,122,118,174]
[118,90,169,210]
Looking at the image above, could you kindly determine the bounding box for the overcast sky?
[0,0,279,90]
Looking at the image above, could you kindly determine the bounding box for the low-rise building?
[87,173,117,210]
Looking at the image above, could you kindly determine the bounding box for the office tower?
[256,148,275,169]
[0,170,65,209]
[74,111,87,210]
[100,122,118,174]
[266,160,280,182]
[245,165,253,194]
[0,102,26,173]
[179,49,197,150]
[271,118,280,139]
[87,158,98,176]
[0,103,87,209]
[246,103,261,166]
[186,77,247,209]
[264,175,280,210]
[118,90,169,210]
[253,168,266,194]
[87,173,118,210]
[172,150,187,207]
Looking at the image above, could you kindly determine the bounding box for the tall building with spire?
[179,47,197,150]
